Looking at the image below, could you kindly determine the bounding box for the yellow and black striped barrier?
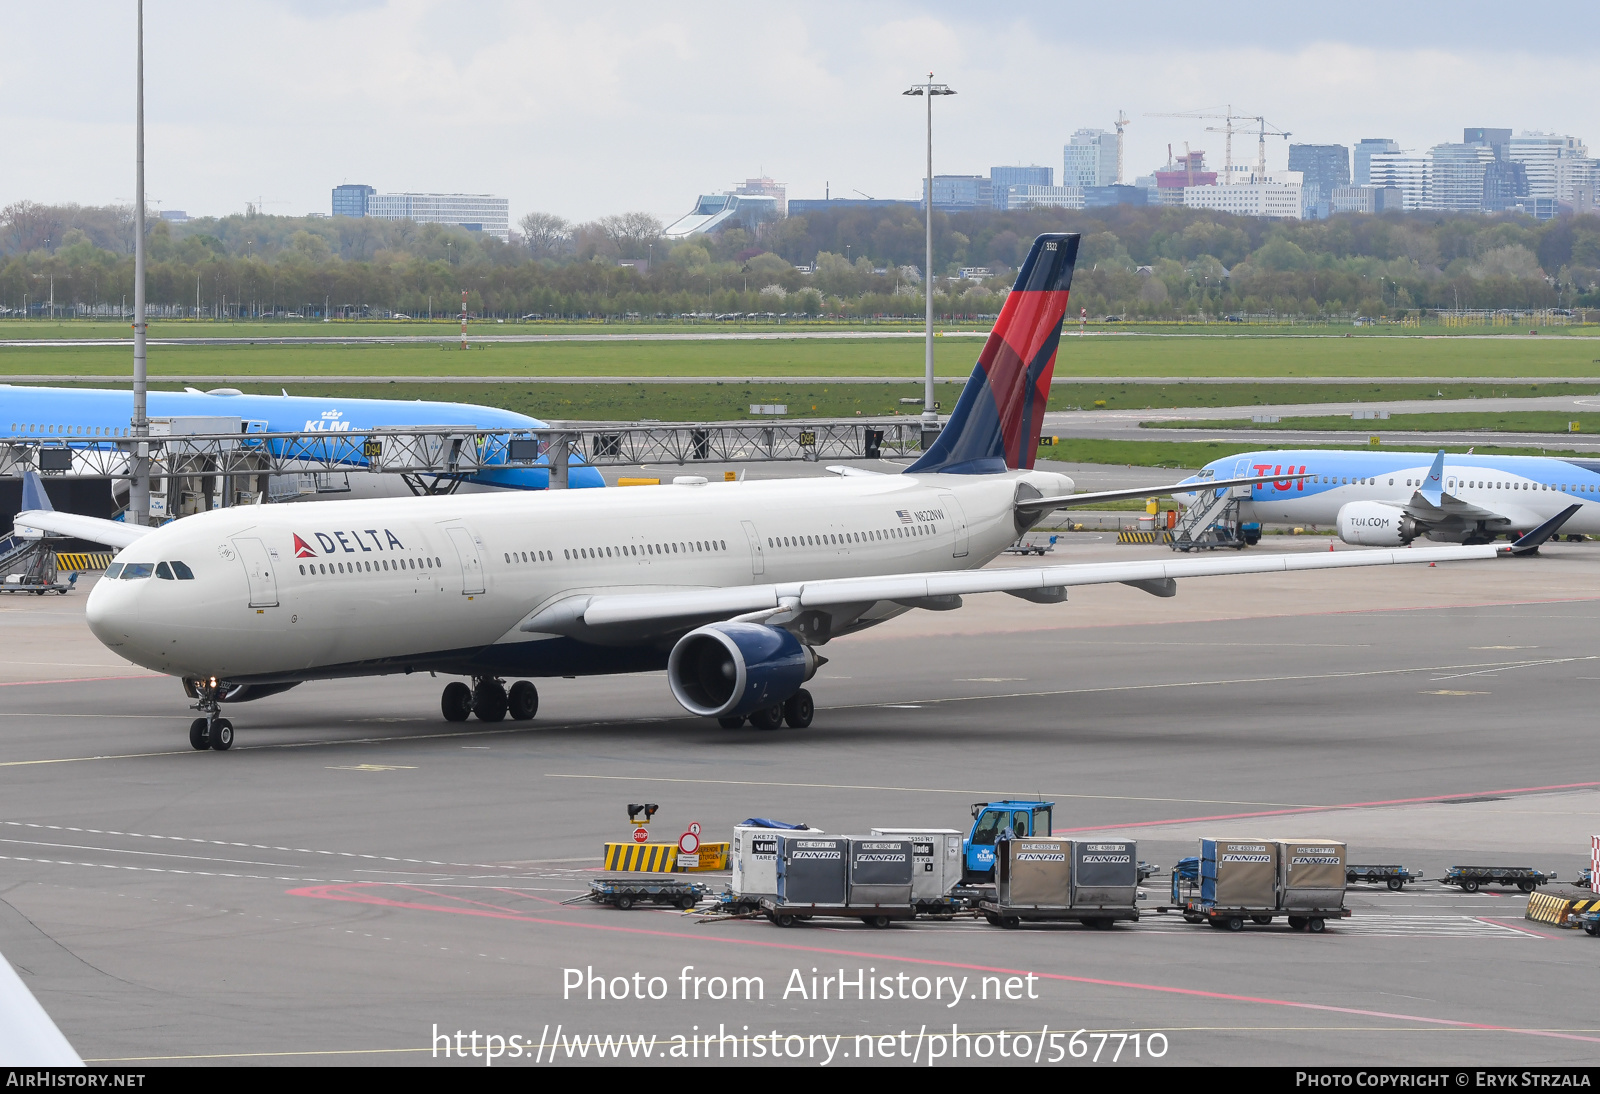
[1116,531,1174,545]
[1523,891,1600,926]
[603,842,678,872]
[56,552,115,571]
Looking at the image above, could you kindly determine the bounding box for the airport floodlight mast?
[128,0,151,528]
[904,73,954,430]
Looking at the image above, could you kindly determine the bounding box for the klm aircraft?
[1176,448,1597,546]
[2,384,604,494]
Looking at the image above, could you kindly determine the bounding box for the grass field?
[15,380,1600,422]
[1146,412,1599,434]
[6,330,1600,380]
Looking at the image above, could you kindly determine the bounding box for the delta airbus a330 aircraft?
[1175,448,1595,546]
[20,235,1549,752]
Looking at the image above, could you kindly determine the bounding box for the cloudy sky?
[2,1,1592,225]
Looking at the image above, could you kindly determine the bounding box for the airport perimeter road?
[2,543,1599,1066]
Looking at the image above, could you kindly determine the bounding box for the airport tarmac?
[2,538,1598,1067]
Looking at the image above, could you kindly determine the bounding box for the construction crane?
[1114,110,1131,185]
[1147,106,1290,183]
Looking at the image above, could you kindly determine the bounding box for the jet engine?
[1336,501,1420,546]
[667,623,823,718]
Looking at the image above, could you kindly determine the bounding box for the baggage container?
[847,839,913,906]
[1276,840,1346,912]
[732,824,822,903]
[776,835,848,907]
[1072,839,1139,908]
[1200,838,1278,908]
[995,837,1071,909]
[870,828,964,907]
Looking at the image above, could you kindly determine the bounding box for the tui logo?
[292,534,317,558]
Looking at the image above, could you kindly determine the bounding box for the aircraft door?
[232,537,279,607]
[446,526,486,595]
[938,493,969,558]
[740,520,764,576]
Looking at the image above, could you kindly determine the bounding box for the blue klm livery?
[1176,448,1600,545]
[1,384,604,490]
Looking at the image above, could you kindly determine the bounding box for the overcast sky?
[2,1,1593,226]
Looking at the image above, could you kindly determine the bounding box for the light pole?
[904,72,955,432]
[128,0,151,527]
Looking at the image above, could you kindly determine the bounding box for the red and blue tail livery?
[907,233,1080,475]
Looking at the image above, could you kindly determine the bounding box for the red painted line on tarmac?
[290,882,1600,1045]
[1477,917,1559,939]
[0,673,159,688]
[1056,780,1600,833]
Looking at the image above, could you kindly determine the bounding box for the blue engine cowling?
[667,623,820,718]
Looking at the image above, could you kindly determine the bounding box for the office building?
[663,192,780,239]
[1183,180,1301,219]
[1063,129,1117,190]
[355,191,510,240]
[1428,143,1497,213]
[1367,153,1430,210]
[1509,132,1588,200]
[1153,150,1216,205]
[331,184,376,218]
[1084,185,1148,208]
[734,176,787,218]
[1555,157,1600,206]
[1288,145,1350,220]
[997,185,1084,211]
[990,166,1052,209]
[1352,139,1400,187]
[925,174,992,212]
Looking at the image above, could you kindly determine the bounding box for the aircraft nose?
[84,574,146,655]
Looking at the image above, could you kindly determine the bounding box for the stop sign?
[632,827,649,843]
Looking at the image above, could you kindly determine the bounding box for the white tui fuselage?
[85,468,1072,684]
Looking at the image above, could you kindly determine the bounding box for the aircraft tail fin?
[1419,449,1446,506]
[20,471,53,514]
[906,233,1080,475]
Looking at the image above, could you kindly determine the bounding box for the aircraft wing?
[12,509,152,549]
[1404,490,1508,524]
[0,949,82,1066]
[1018,472,1293,511]
[523,542,1503,634]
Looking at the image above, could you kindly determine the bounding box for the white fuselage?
[85,469,1071,684]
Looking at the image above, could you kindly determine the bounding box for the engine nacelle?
[667,623,821,718]
[1336,501,1419,546]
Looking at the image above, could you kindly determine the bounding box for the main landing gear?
[186,680,234,752]
[716,688,815,731]
[441,677,539,724]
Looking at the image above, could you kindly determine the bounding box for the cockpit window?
[104,563,124,579]
[120,563,154,580]
[171,561,195,580]
[155,562,174,580]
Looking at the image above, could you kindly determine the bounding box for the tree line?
[2,199,1597,319]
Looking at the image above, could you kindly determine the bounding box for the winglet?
[19,471,53,514]
[1504,503,1581,556]
[1419,449,1445,507]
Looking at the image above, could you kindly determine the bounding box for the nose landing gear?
[186,681,234,751]
[440,677,539,724]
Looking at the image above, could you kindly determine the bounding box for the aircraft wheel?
[508,680,539,721]
[747,704,784,731]
[188,718,210,751]
[441,682,472,722]
[782,688,814,729]
[210,719,234,751]
[472,679,508,723]
[717,715,745,729]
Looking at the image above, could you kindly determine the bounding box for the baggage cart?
[870,828,966,914]
[1167,839,1349,932]
[978,837,1139,929]
[757,896,915,929]
[1442,866,1554,893]
[586,876,707,911]
[726,822,823,914]
[1346,864,1422,891]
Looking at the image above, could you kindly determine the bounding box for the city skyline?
[2,0,1595,226]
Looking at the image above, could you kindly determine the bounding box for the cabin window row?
[766,524,929,550]
[11,424,128,436]
[562,540,727,561]
[298,556,441,575]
